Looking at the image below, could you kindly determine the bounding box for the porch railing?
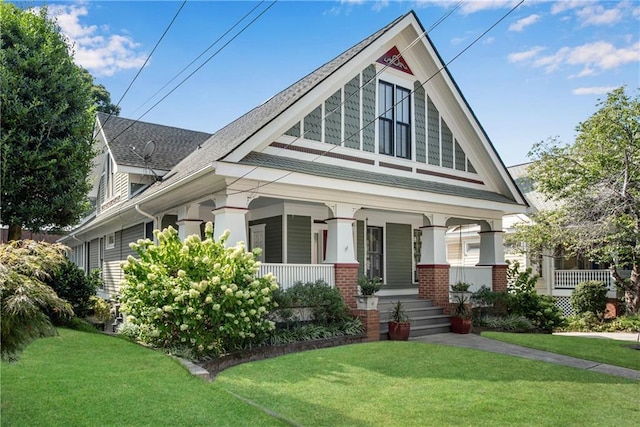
[554,269,631,290]
[258,263,335,290]
[449,266,493,292]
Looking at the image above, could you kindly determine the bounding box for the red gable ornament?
[376,46,413,75]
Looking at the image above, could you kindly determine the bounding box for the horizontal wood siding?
[102,224,144,294]
[386,223,412,287]
[287,215,311,264]
[250,216,282,263]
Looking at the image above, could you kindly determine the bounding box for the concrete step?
[377,295,450,339]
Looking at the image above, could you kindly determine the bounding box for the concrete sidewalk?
[412,333,640,381]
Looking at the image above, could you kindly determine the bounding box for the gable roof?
[134,12,407,199]
[96,112,212,171]
[508,163,554,212]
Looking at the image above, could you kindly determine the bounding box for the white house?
[61,11,528,334]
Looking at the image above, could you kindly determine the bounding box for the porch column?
[417,216,450,311]
[325,203,359,309]
[477,221,507,292]
[176,203,203,240]
[212,192,250,247]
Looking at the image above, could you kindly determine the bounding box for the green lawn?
[2,329,639,427]
[482,332,640,370]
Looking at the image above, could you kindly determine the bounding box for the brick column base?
[334,263,359,310]
[418,264,450,313]
[353,308,380,341]
[492,265,508,293]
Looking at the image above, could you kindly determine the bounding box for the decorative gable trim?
[376,46,413,75]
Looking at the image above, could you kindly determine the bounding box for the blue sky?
[23,0,640,166]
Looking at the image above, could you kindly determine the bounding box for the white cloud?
[509,13,541,32]
[550,0,588,15]
[575,4,623,26]
[511,40,640,75]
[45,4,147,77]
[572,86,618,95]
[508,46,546,63]
[413,0,521,15]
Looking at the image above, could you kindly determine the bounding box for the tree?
[81,68,121,116]
[0,3,95,241]
[0,240,73,361]
[514,86,639,314]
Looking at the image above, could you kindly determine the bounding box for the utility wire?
[97,0,188,133]
[223,1,464,193]
[104,0,278,146]
[130,1,266,116]
[227,0,525,197]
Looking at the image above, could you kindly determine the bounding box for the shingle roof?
[135,12,408,198]
[508,163,555,212]
[96,112,212,171]
[241,152,517,204]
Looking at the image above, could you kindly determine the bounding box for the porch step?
[377,295,450,339]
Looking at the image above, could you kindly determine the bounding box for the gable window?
[378,81,411,159]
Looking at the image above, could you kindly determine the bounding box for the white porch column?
[212,192,250,247]
[176,203,203,240]
[324,203,359,264]
[477,223,506,266]
[419,215,448,265]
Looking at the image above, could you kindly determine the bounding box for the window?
[378,81,411,159]
[105,233,115,250]
[366,226,384,279]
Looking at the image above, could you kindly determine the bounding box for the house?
[61,11,528,334]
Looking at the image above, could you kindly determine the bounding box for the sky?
[16,0,640,167]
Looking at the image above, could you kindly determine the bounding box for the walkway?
[412,332,640,381]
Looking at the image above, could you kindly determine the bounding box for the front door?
[367,226,383,279]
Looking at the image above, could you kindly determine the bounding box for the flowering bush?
[119,223,278,357]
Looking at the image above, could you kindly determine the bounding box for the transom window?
[378,81,411,159]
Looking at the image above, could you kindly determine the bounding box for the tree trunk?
[611,264,639,315]
[7,224,22,241]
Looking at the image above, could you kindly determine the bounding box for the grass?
[482,332,640,370]
[2,330,639,426]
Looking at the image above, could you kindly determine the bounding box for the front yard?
[1,329,638,426]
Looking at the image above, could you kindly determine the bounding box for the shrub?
[119,224,277,358]
[506,260,564,332]
[45,261,99,319]
[271,280,352,326]
[571,280,608,318]
[473,315,534,332]
[0,240,73,361]
[562,313,640,332]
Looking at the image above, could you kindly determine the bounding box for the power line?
[104,1,278,147]
[97,1,188,133]
[129,1,267,117]
[223,2,464,193]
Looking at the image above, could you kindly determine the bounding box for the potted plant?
[450,281,472,304]
[387,300,411,340]
[356,276,383,310]
[450,293,472,334]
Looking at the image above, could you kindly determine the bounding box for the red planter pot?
[450,316,472,334]
[388,321,411,341]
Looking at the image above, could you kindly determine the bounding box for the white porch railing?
[258,263,335,290]
[554,269,631,290]
[450,266,493,292]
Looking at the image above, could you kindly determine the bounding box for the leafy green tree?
[80,68,121,116]
[514,87,639,314]
[0,3,95,241]
[0,240,73,361]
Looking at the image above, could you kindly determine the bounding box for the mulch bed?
[199,333,368,378]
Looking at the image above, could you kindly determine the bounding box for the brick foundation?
[334,263,359,310]
[353,308,380,341]
[492,265,508,293]
[418,264,450,313]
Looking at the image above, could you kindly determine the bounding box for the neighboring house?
[0,227,64,244]
[61,12,528,325]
